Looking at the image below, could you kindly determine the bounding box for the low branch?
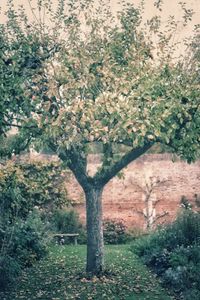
[2,121,39,130]
[95,143,153,187]
[153,211,169,223]
[58,147,91,191]
[135,209,145,216]
[48,141,91,190]
[0,135,31,158]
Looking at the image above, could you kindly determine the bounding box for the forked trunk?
[60,144,152,275]
[85,186,104,275]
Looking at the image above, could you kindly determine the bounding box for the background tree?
[0,0,58,155]
[1,0,199,275]
[131,176,170,230]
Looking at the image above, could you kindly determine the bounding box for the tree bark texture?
[85,186,104,275]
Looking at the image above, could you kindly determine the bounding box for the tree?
[131,176,170,230]
[0,11,38,136]
[0,1,58,154]
[1,0,199,275]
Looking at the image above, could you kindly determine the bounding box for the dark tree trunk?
[85,186,104,275]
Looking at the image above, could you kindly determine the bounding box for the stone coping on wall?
[11,152,200,166]
[86,153,180,164]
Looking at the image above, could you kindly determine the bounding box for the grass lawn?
[1,244,172,300]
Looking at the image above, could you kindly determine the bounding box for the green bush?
[131,210,200,297]
[11,210,48,267]
[163,259,200,294]
[103,219,130,244]
[51,209,87,244]
[51,209,80,233]
[132,210,200,256]
[183,288,200,300]
[127,226,145,240]
[0,158,73,291]
[0,255,21,291]
[0,210,48,291]
[0,159,70,220]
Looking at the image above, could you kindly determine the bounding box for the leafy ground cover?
[1,244,172,300]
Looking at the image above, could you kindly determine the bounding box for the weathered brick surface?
[67,154,200,229]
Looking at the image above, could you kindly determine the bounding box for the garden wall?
[66,154,200,229]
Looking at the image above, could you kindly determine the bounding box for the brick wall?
[67,154,200,229]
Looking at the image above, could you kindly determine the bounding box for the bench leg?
[74,237,77,246]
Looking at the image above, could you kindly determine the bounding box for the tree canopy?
[1,0,198,162]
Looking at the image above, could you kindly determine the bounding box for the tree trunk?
[85,186,104,275]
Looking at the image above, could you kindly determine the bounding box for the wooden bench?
[52,233,79,245]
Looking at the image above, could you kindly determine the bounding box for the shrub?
[127,227,145,240]
[132,210,200,257]
[183,288,200,300]
[0,159,70,221]
[103,219,130,244]
[0,210,48,291]
[0,255,21,291]
[77,227,87,245]
[175,210,200,245]
[11,210,48,267]
[163,260,200,294]
[51,209,87,244]
[131,209,200,297]
[163,266,189,292]
[0,159,72,291]
[51,209,80,233]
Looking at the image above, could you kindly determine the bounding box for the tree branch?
[94,143,153,187]
[0,135,31,158]
[153,211,169,223]
[48,141,91,190]
[62,149,91,191]
[2,121,38,130]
